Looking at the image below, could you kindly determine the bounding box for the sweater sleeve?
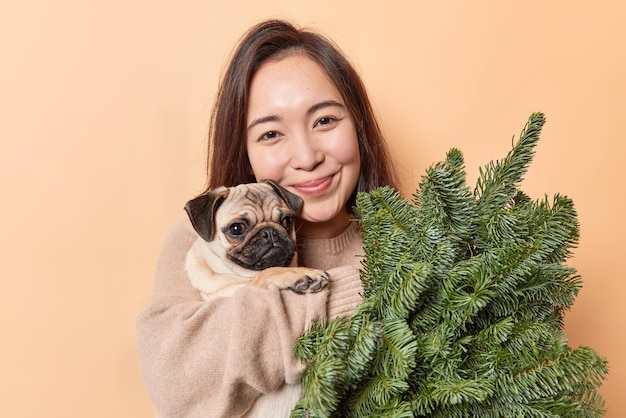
[136,220,362,418]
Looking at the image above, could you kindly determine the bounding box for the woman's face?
[246,54,361,238]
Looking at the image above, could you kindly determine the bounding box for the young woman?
[137,19,398,417]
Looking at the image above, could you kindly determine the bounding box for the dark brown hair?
[205,19,398,210]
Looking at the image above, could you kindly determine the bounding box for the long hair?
[205,19,398,210]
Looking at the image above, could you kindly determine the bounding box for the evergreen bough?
[292,113,608,417]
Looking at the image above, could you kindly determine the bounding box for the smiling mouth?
[292,175,334,195]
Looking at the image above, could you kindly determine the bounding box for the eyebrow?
[247,100,346,131]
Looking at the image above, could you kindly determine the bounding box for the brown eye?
[316,117,333,126]
[314,116,338,128]
[281,215,293,231]
[259,130,282,142]
[227,222,247,237]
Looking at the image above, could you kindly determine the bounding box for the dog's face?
[184,181,303,272]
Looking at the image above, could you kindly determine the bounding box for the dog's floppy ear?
[184,187,230,242]
[263,180,303,214]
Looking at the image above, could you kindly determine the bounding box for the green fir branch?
[292,113,608,418]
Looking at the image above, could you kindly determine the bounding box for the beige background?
[1,1,624,417]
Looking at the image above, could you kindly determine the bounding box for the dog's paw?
[252,267,330,293]
[289,270,329,294]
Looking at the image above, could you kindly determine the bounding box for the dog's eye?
[227,222,247,237]
[281,215,293,231]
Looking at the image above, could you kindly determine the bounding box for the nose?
[289,131,324,171]
[261,228,278,244]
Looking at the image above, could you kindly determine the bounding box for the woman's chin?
[297,206,351,238]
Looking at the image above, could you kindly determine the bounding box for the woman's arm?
[136,220,362,417]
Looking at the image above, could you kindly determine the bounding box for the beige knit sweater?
[136,218,364,418]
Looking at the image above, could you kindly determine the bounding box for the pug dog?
[184,181,327,416]
[184,180,329,300]
[185,181,328,418]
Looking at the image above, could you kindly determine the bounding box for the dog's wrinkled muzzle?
[229,227,295,270]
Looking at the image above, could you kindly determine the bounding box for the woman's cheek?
[248,146,284,182]
[329,124,360,163]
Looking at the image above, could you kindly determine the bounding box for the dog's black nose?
[261,228,279,244]
[262,228,278,237]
